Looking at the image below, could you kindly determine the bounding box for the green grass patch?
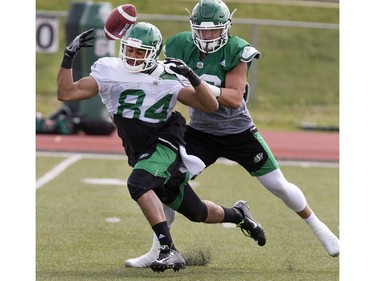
[36,154,339,281]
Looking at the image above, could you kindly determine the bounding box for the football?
[104,4,137,40]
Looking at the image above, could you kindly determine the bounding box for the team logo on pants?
[254,153,263,164]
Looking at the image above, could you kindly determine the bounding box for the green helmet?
[120,22,163,72]
[189,0,233,53]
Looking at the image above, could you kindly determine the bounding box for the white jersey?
[90,57,185,124]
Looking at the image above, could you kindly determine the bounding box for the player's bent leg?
[178,184,267,246]
[257,169,307,212]
[176,182,208,222]
[258,169,339,256]
[125,169,182,268]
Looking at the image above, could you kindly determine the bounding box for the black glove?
[61,28,96,69]
[165,57,201,87]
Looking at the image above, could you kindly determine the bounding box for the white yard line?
[36,154,83,190]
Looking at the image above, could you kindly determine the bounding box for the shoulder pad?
[241,46,261,63]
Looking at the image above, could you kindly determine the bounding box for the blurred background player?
[125,0,339,268]
[57,21,266,273]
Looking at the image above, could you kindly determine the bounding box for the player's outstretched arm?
[57,29,99,101]
[180,80,219,113]
[165,58,219,112]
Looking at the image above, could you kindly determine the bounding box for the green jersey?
[164,31,260,135]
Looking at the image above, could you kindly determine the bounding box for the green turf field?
[36,153,339,280]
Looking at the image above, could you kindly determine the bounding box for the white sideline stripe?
[36,154,83,190]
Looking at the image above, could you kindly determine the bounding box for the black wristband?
[61,54,73,69]
[188,73,201,87]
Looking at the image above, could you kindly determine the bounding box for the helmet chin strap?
[142,62,159,75]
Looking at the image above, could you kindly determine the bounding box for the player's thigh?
[185,126,220,166]
[223,130,279,177]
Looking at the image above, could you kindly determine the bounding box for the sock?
[304,211,339,254]
[152,221,173,248]
[221,207,243,224]
[150,233,160,252]
[304,212,325,233]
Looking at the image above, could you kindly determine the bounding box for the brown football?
[104,4,137,40]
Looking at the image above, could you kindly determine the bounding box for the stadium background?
[36,0,339,131]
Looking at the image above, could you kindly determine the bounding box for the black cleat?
[150,245,186,273]
[234,200,266,246]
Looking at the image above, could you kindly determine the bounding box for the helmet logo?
[128,38,142,47]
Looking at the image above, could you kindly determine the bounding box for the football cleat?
[150,245,186,273]
[125,248,159,268]
[234,200,267,246]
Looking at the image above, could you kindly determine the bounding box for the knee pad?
[127,178,148,202]
[127,169,161,201]
[258,169,307,212]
